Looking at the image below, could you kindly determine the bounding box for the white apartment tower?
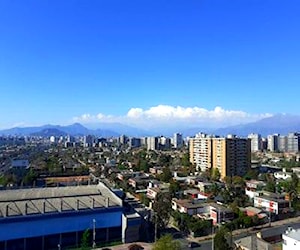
[267,134,279,152]
[248,133,261,152]
[147,137,159,151]
[287,133,300,153]
[189,133,213,172]
[278,135,288,152]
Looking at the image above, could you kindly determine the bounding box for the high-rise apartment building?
[261,137,268,151]
[147,137,159,151]
[189,133,213,172]
[119,135,128,145]
[173,133,184,149]
[267,134,279,152]
[83,135,94,147]
[159,136,171,150]
[287,132,300,153]
[248,133,261,152]
[212,135,251,179]
[129,137,141,148]
[278,135,288,152]
[189,134,251,178]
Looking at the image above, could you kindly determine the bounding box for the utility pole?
[211,225,214,250]
[154,213,157,242]
[92,219,96,248]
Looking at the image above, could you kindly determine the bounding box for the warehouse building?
[0,182,141,249]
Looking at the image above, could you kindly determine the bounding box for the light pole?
[154,212,157,242]
[211,225,214,250]
[93,219,96,248]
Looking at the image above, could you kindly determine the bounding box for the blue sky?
[0,0,300,129]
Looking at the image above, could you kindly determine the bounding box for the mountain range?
[0,114,300,137]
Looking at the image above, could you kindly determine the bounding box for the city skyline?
[1,1,300,129]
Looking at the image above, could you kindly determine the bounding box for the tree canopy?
[153,234,181,250]
[213,227,231,250]
[153,192,172,230]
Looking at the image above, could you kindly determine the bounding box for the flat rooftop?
[0,183,122,218]
[256,195,288,203]
[235,235,270,249]
[172,199,206,209]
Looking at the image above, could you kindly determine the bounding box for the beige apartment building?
[190,134,251,179]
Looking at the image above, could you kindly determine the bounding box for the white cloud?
[72,105,272,128]
[127,108,144,118]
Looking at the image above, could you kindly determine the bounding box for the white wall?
[283,234,300,250]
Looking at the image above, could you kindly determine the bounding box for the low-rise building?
[146,181,169,200]
[184,189,202,199]
[183,189,208,201]
[197,181,213,193]
[209,203,234,225]
[274,168,292,180]
[282,227,300,250]
[172,199,233,225]
[146,187,161,200]
[128,175,150,189]
[253,194,290,215]
[0,183,141,249]
[117,171,141,181]
[239,206,268,220]
[149,167,164,175]
[235,233,273,250]
[245,180,266,199]
[172,198,207,215]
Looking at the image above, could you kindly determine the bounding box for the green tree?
[153,192,172,230]
[172,211,191,235]
[264,175,276,193]
[214,227,231,250]
[153,234,181,250]
[169,180,181,198]
[139,193,150,206]
[282,173,300,209]
[212,168,221,181]
[232,176,245,186]
[138,158,149,172]
[22,169,37,186]
[208,183,219,196]
[181,153,191,167]
[244,169,258,180]
[81,229,90,250]
[189,219,211,237]
[159,167,173,182]
[158,154,172,167]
